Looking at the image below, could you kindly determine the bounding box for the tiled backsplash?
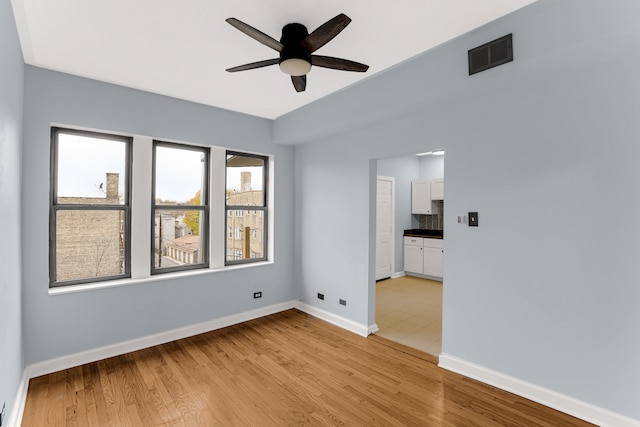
[418,200,444,230]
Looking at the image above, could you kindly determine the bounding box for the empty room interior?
[2,0,640,426]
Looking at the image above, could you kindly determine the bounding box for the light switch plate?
[468,212,478,227]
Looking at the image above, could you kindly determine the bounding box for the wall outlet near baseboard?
[253,291,262,299]
[317,293,325,300]
[339,299,347,306]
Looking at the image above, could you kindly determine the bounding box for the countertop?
[403,229,443,239]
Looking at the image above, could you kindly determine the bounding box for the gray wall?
[0,0,24,418]
[22,66,296,364]
[418,155,444,180]
[284,0,640,420]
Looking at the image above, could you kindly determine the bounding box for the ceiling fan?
[225,13,369,93]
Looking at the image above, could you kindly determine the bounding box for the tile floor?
[375,275,442,356]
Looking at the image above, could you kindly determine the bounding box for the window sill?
[48,261,274,296]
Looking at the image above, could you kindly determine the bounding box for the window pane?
[154,209,205,268]
[226,212,264,262]
[57,133,126,204]
[55,210,126,282]
[226,154,264,206]
[155,146,206,205]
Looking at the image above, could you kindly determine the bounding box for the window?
[152,141,209,273]
[225,151,268,265]
[50,128,132,286]
[50,127,271,288]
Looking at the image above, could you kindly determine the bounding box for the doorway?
[373,152,444,357]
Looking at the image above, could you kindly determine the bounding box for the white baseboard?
[6,371,29,427]
[15,307,637,427]
[294,301,373,337]
[390,271,405,279]
[10,301,298,427]
[439,353,640,427]
[25,301,296,379]
[13,301,377,426]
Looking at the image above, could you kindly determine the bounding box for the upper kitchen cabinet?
[431,178,444,200]
[412,179,444,214]
[411,180,432,214]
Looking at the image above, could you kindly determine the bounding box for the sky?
[57,133,263,203]
[57,134,126,200]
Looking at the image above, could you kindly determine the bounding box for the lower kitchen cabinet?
[403,237,424,273]
[423,245,443,278]
[404,236,443,280]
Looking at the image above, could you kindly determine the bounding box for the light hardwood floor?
[21,309,593,426]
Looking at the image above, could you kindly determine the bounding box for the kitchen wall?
[279,0,640,422]
[21,66,296,365]
[418,154,444,180]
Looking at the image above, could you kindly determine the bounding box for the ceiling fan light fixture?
[279,58,312,76]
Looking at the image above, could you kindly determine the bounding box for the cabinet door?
[423,247,443,278]
[411,180,431,214]
[431,178,444,201]
[404,244,423,274]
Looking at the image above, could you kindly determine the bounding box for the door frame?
[376,176,395,280]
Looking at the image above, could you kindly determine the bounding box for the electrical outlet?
[317,293,325,300]
[1,402,5,427]
[339,299,347,306]
[253,291,262,299]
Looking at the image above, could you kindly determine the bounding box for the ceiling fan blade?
[303,13,351,53]
[226,18,284,52]
[226,58,279,73]
[311,55,369,72]
[291,75,306,92]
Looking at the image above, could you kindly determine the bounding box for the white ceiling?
[11,0,537,120]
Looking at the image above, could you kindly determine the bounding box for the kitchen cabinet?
[403,237,424,273]
[411,180,432,214]
[412,179,444,213]
[403,236,443,280]
[423,243,443,277]
[431,178,444,201]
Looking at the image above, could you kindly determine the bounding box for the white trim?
[375,175,395,281]
[295,302,372,337]
[11,301,369,426]
[368,323,380,335]
[6,370,29,427]
[130,135,153,279]
[48,260,274,296]
[25,301,295,379]
[390,271,405,279]
[439,353,640,427]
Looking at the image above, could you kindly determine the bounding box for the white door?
[376,177,394,280]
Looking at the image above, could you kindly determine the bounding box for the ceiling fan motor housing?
[279,23,311,65]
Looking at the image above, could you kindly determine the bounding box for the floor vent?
[468,33,513,75]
